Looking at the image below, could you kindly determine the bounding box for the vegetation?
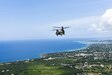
[0,59,82,75]
[0,40,112,75]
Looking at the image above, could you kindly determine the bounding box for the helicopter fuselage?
[56,29,65,36]
[53,26,69,36]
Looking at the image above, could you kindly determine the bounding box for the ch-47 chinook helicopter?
[53,26,69,36]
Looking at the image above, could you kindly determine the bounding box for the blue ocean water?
[0,39,86,63]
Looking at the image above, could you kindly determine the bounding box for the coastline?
[40,41,88,58]
[1,40,112,75]
[0,40,87,63]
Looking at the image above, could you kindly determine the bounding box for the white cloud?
[90,9,112,32]
[49,16,100,38]
[51,16,100,32]
[49,9,112,38]
[1,9,112,40]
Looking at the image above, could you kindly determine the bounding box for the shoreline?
[1,40,111,63]
[0,41,87,63]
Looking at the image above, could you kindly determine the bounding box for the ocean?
[0,39,86,63]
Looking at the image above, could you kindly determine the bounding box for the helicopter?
[53,26,69,36]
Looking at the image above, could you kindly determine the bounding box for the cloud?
[1,9,112,40]
[51,16,100,32]
[90,9,112,32]
[49,9,112,38]
[49,16,100,38]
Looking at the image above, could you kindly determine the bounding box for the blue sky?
[0,0,112,40]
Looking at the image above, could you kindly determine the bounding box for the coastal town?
[0,40,112,75]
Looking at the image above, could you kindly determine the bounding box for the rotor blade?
[53,28,60,30]
[63,27,69,29]
[53,26,61,28]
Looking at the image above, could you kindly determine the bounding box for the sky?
[0,0,112,40]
